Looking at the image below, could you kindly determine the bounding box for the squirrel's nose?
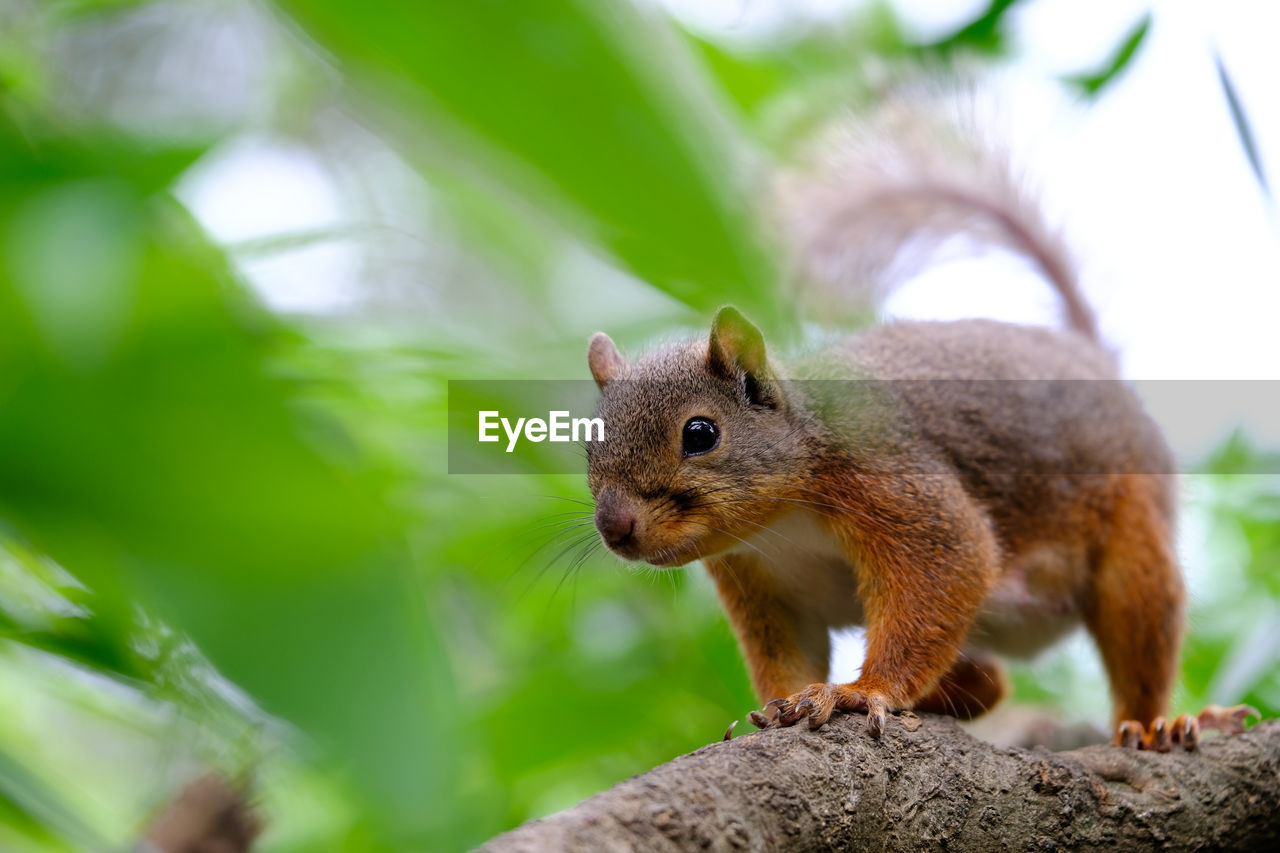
[596,505,637,548]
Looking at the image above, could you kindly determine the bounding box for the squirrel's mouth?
[600,536,701,567]
[598,529,705,567]
[644,542,702,568]
[595,505,735,567]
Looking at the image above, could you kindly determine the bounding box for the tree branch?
[480,714,1280,851]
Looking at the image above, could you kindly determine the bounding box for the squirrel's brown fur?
[584,116,1248,750]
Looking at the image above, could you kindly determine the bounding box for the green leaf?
[0,615,154,689]
[271,0,785,330]
[919,0,1027,59]
[0,112,207,196]
[1062,13,1152,98]
[1214,52,1271,198]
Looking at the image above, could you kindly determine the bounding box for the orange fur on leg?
[704,553,830,708]
[1086,476,1185,749]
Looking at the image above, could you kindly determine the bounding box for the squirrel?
[583,110,1258,751]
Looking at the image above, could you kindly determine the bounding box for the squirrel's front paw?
[749,681,891,736]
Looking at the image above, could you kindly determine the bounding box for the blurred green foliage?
[0,108,451,843]
[0,1,1273,851]
[275,0,784,329]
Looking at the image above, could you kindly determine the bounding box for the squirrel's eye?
[682,417,720,457]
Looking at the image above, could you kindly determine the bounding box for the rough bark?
[480,713,1280,852]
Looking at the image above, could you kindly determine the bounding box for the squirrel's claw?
[749,682,896,735]
[1113,704,1260,751]
[764,682,876,731]
[1149,717,1172,751]
[752,681,895,735]
[1116,720,1145,750]
[781,698,815,726]
[864,694,888,739]
[1115,717,1184,752]
[1171,714,1197,749]
[1198,703,1260,736]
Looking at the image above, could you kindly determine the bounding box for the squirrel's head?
[585,307,811,567]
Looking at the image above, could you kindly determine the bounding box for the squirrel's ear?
[588,332,626,389]
[708,306,767,377]
[709,307,778,408]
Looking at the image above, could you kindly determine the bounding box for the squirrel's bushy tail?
[775,101,1098,342]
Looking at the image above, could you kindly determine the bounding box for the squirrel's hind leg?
[1085,476,1187,750]
[910,653,1008,721]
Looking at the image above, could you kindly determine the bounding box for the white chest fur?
[725,509,864,628]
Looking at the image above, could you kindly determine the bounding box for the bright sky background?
[656,0,1280,373]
